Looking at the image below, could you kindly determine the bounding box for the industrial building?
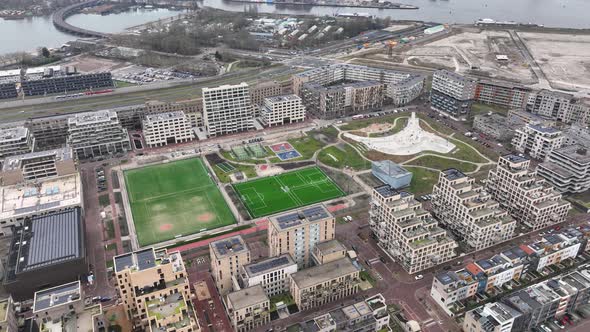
[67,110,131,159]
[430,70,476,118]
[370,185,457,274]
[210,235,251,295]
[268,205,335,268]
[537,145,590,194]
[239,254,297,297]
[3,208,86,301]
[293,64,424,119]
[202,83,255,137]
[486,155,570,230]
[431,169,516,250]
[0,125,35,159]
[371,160,412,189]
[225,285,270,332]
[0,147,75,185]
[0,173,82,236]
[113,248,199,332]
[260,94,306,127]
[289,257,360,311]
[512,123,563,160]
[142,111,194,148]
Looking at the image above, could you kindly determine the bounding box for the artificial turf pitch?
[233,166,346,218]
[124,158,235,246]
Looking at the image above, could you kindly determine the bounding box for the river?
[0,0,588,55]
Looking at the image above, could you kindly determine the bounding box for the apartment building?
[210,236,251,295]
[486,155,570,230]
[32,281,103,332]
[431,169,516,250]
[0,147,75,185]
[311,239,347,265]
[0,125,35,159]
[463,302,521,332]
[27,114,70,150]
[474,80,532,110]
[293,64,424,118]
[527,89,590,126]
[0,297,17,332]
[225,285,270,332]
[431,269,479,316]
[113,248,200,332]
[260,94,306,127]
[202,83,254,137]
[239,254,297,297]
[289,257,360,311]
[430,70,477,118]
[20,72,113,97]
[524,234,581,272]
[287,293,389,332]
[512,123,563,160]
[250,80,282,108]
[142,111,194,148]
[370,185,457,274]
[473,114,515,141]
[145,99,203,128]
[474,255,524,292]
[506,109,555,127]
[268,205,335,268]
[67,110,131,159]
[537,145,590,194]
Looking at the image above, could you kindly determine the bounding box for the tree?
[41,47,50,58]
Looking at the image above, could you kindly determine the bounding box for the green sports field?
[233,166,346,218]
[124,158,235,246]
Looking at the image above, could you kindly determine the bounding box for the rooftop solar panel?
[247,256,291,275]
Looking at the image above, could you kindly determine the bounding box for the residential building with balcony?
[0,147,75,185]
[512,123,563,160]
[113,248,199,332]
[463,302,521,332]
[210,236,251,295]
[225,285,270,332]
[145,99,203,128]
[311,239,347,265]
[0,125,35,159]
[431,169,516,250]
[239,254,297,297]
[142,111,194,148]
[67,110,131,159]
[430,70,476,118]
[430,269,479,316]
[202,83,254,137]
[472,113,516,141]
[523,234,581,272]
[268,205,335,268]
[537,145,590,194]
[289,257,360,311]
[260,94,306,127]
[474,79,532,110]
[486,155,571,230]
[474,255,524,292]
[370,185,457,274]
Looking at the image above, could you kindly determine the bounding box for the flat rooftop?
[314,239,346,257]
[0,126,28,142]
[266,94,301,103]
[270,205,332,231]
[68,110,117,126]
[210,235,249,259]
[227,285,268,310]
[442,168,466,181]
[503,154,529,163]
[145,111,186,122]
[33,281,81,313]
[243,254,295,278]
[290,258,359,289]
[553,145,590,164]
[373,160,410,177]
[2,147,73,172]
[0,173,82,221]
[6,208,84,281]
[113,248,187,274]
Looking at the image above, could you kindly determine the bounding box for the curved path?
[52,0,111,38]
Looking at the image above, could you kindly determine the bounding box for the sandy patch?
[361,123,392,133]
[197,212,215,223]
[160,223,173,231]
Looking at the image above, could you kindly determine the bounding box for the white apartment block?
[486,155,571,230]
[512,123,564,160]
[538,145,590,194]
[0,147,75,185]
[527,89,590,126]
[431,169,516,250]
[239,254,297,297]
[142,111,193,148]
[526,234,581,272]
[431,70,477,101]
[145,99,203,128]
[202,83,254,137]
[370,185,457,274]
[0,126,35,159]
[260,95,306,127]
[67,110,131,159]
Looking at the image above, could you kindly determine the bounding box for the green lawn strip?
[318,145,371,171]
[99,194,111,207]
[104,219,115,239]
[406,155,478,173]
[113,80,137,88]
[287,136,325,160]
[359,270,377,287]
[124,158,235,246]
[220,149,267,165]
[212,162,257,183]
[339,113,407,131]
[270,293,295,312]
[471,103,509,116]
[403,166,440,196]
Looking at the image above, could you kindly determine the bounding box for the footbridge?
[52,0,111,38]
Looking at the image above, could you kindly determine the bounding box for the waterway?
[0,0,588,55]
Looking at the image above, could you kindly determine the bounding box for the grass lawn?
[233,166,346,218]
[212,162,257,183]
[99,194,111,207]
[318,145,371,171]
[339,113,407,131]
[219,150,267,165]
[113,80,137,88]
[369,117,408,137]
[287,136,325,160]
[407,155,478,173]
[403,166,440,196]
[471,103,509,116]
[124,158,235,246]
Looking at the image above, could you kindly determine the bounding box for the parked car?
[414,274,424,280]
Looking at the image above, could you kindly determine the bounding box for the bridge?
[52,0,111,39]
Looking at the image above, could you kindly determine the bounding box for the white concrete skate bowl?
[343,112,456,156]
